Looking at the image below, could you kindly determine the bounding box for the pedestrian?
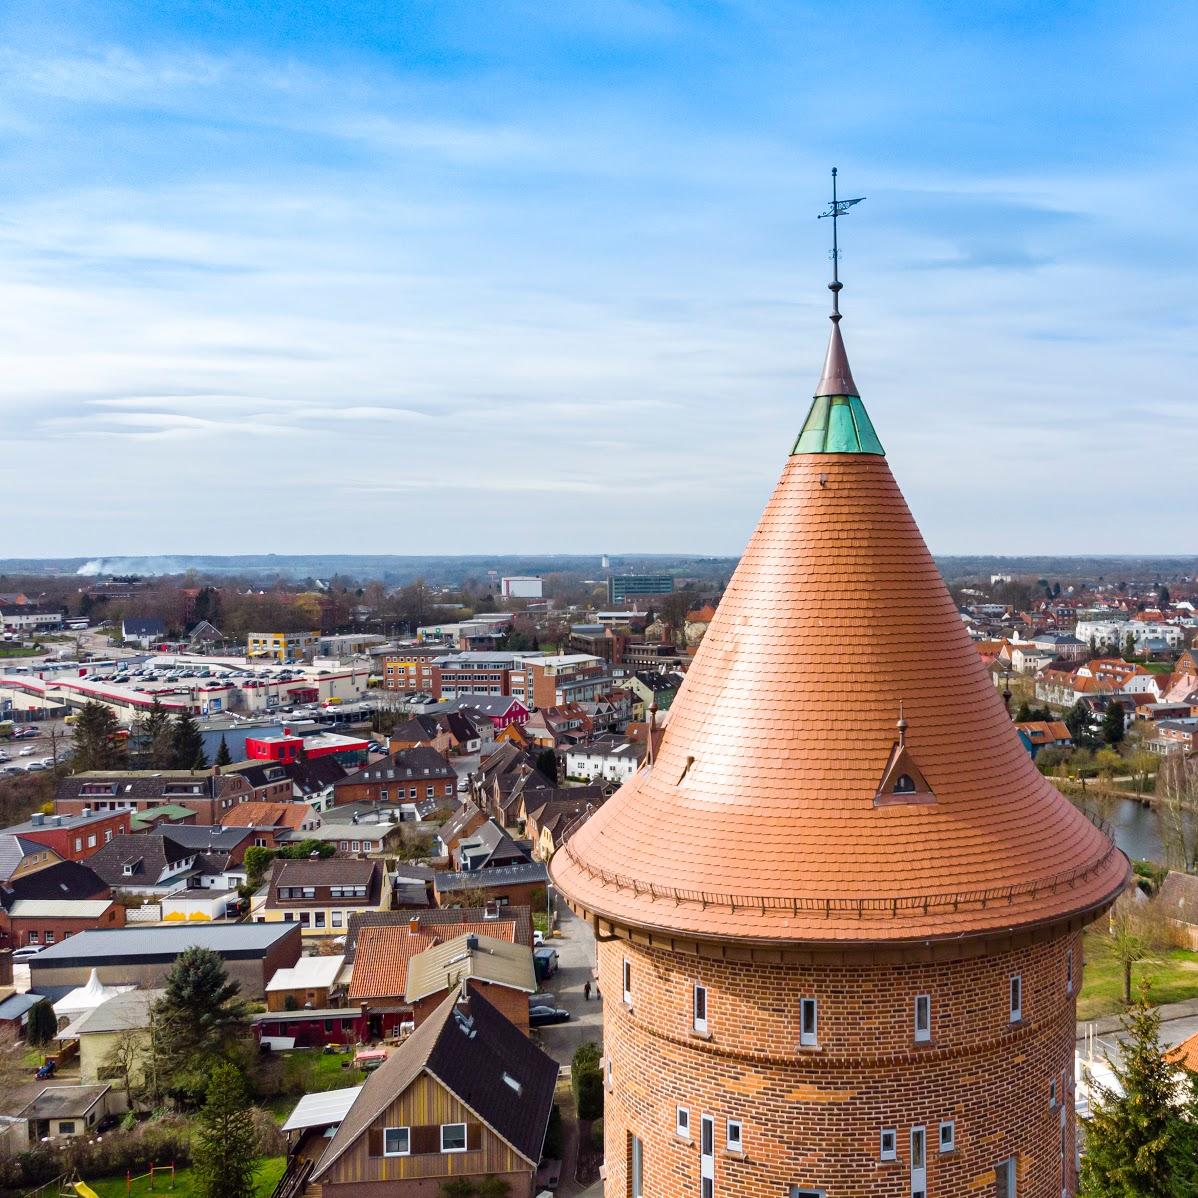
[583,981,591,1001]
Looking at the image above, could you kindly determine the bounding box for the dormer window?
[893,774,916,795]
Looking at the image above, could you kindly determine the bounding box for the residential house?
[1029,631,1086,661]
[0,834,65,886]
[59,988,163,1087]
[221,800,321,836]
[510,654,610,709]
[86,832,211,895]
[14,1085,116,1146]
[452,820,531,874]
[120,617,167,648]
[563,736,645,783]
[345,906,533,964]
[433,861,549,912]
[1009,643,1056,674]
[301,988,557,1198]
[435,801,490,859]
[265,956,346,1012]
[260,858,388,937]
[221,760,296,804]
[524,794,604,861]
[55,770,254,823]
[523,703,592,749]
[388,715,455,757]
[333,748,457,811]
[1151,719,1198,756]
[405,934,536,1032]
[454,695,529,731]
[0,858,113,950]
[1,810,132,862]
[1015,721,1074,758]
[619,669,684,717]
[1158,871,1198,949]
[345,914,518,1037]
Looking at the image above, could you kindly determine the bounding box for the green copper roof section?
[791,322,885,456]
[793,395,885,455]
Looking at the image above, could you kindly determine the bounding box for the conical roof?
[551,325,1127,946]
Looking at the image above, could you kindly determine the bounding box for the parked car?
[533,930,545,947]
[529,1005,571,1027]
[533,947,559,981]
[17,748,35,757]
[24,761,48,772]
[12,945,44,962]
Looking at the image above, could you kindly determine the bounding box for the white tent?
[52,969,133,1028]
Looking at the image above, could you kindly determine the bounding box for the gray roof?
[28,923,299,967]
[0,835,56,883]
[70,989,164,1036]
[21,1085,110,1119]
[336,746,456,788]
[0,993,41,1022]
[149,825,252,853]
[433,860,548,893]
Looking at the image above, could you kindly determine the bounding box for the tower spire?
[794,168,882,455]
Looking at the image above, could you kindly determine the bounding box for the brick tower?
[550,266,1128,1196]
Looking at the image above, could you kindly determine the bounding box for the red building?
[552,287,1128,1198]
[244,729,368,768]
[3,810,132,862]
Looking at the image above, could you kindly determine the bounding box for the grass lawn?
[282,1048,365,1092]
[1079,928,1198,1020]
[87,1157,285,1198]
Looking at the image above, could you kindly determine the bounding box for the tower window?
[799,997,818,1047]
[622,958,632,1005]
[911,1126,927,1198]
[893,773,916,794]
[630,1135,644,1198]
[995,1156,1017,1197]
[676,1107,690,1138]
[880,1129,897,1161]
[939,1121,955,1153]
[726,1120,743,1153]
[1066,948,1073,995]
[914,994,931,1042]
[693,984,708,1034]
[1010,975,1023,1023]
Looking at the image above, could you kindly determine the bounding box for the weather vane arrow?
[817,167,865,323]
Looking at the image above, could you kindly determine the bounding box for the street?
[533,901,602,1067]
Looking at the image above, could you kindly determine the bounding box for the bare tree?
[1109,894,1171,1004]
[1156,753,1198,873]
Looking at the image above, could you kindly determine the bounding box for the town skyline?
[2,1,1197,556]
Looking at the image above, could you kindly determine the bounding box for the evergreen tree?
[135,697,174,768]
[171,711,207,769]
[192,1059,257,1198]
[72,700,126,771]
[1158,585,1171,608]
[1065,700,1093,744]
[536,748,559,784]
[1079,987,1184,1198]
[1102,702,1126,747]
[25,999,57,1047]
[152,947,247,1105]
[215,735,232,767]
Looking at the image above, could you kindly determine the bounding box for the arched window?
[894,774,916,794]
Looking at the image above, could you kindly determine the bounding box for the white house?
[564,739,643,784]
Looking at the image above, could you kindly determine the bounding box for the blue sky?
[2,0,1197,557]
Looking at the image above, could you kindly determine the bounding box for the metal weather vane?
[817,167,865,323]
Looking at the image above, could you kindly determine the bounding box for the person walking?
[583,981,592,1001]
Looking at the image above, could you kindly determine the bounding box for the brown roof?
[221,802,313,830]
[347,919,516,1001]
[270,857,378,888]
[345,907,533,960]
[1166,1029,1198,1073]
[551,325,1128,947]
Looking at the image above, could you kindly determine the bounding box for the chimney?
[81,807,91,818]
[465,934,479,952]
[31,813,44,827]
[408,916,421,935]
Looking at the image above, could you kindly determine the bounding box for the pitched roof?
[551,320,1127,945]
[1015,721,1073,746]
[0,835,59,882]
[344,906,532,962]
[0,860,109,907]
[336,746,456,788]
[221,801,314,829]
[434,860,548,893]
[269,856,379,892]
[1166,1029,1198,1073]
[1158,871,1198,924]
[405,933,535,1002]
[85,833,195,886]
[312,988,556,1179]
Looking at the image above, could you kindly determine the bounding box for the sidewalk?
[1077,995,1198,1047]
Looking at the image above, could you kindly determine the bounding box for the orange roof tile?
[221,801,312,830]
[551,325,1128,947]
[1166,1030,1198,1072]
[347,919,516,1001]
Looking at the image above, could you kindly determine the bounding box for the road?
[532,901,602,1067]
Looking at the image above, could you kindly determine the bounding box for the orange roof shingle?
[551,326,1128,947]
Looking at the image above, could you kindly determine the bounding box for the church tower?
[550,191,1127,1197]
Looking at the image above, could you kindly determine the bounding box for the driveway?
[532,902,602,1067]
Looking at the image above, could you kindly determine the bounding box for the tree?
[1158,585,1171,608]
[571,1041,604,1120]
[1124,632,1137,661]
[1157,754,1198,872]
[152,947,247,1105]
[215,735,232,767]
[134,697,174,768]
[535,749,559,784]
[1102,703,1126,747]
[72,700,126,771]
[171,711,207,770]
[1108,899,1167,1005]
[1079,985,1185,1197]
[1065,700,1095,747]
[192,1059,258,1198]
[25,999,57,1047]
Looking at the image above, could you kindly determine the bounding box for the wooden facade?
[315,1070,534,1197]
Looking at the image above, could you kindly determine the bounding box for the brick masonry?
[597,929,1082,1197]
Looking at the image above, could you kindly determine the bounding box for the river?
[1074,794,1173,866]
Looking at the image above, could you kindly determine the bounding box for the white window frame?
[996,1155,1017,1198]
[693,983,708,1034]
[880,1128,897,1161]
[939,1120,955,1153]
[726,1119,743,1153]
[790,1190,825,1198]
[700,1114,715,1198]
[622,957,632,1005]
[1066,948,1073,995]
[383,1126,410,1156]
[675,1106,690,1138]
[631,1134,645,1198]
[799,997,818,1047]
[914,994,931,1042]
[1010,974,1023,1023]
[440,1122,467,1154]
[911,1125,927,1198]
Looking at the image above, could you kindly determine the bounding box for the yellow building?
[246,631,320,662]
[60,989,162,1089]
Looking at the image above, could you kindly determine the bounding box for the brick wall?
[411,980,529,1033]
[598,929,1082,1198]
